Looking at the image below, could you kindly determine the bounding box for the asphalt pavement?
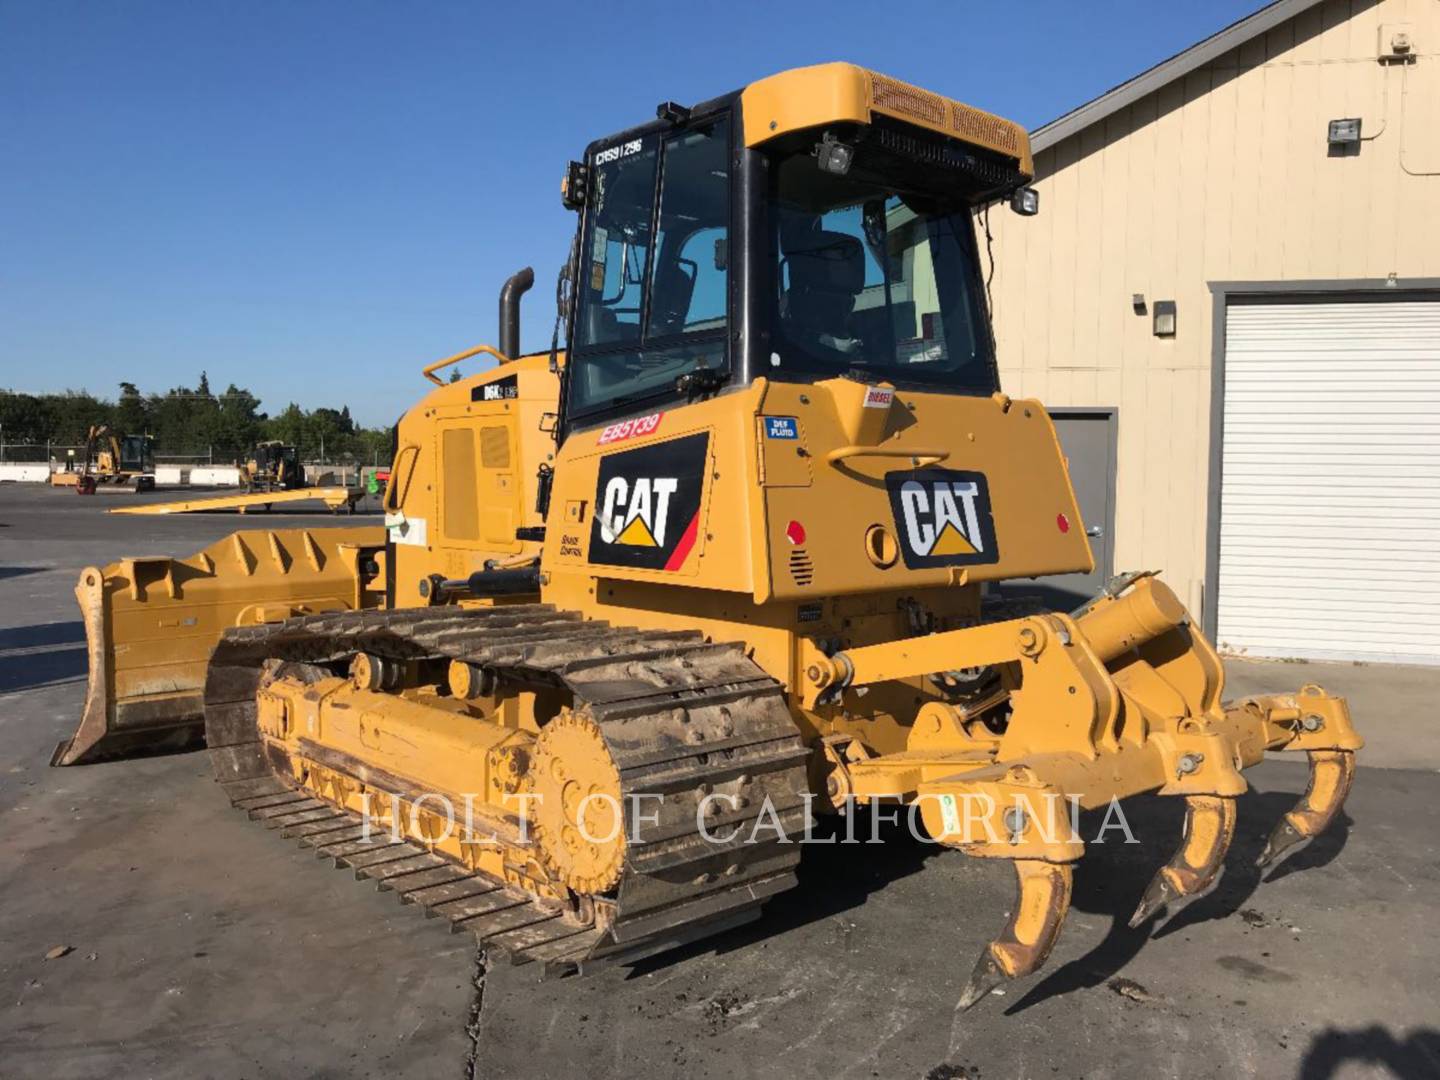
[1,483,1436,1080]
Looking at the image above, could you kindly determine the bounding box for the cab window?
[569,118,730,419]
[577,137,658,350]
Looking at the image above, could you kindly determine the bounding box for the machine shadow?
[0,621,88,693]
[0,565,47,581]
[1004,784,1353,1015]
[629,774,1354,993]
[1298,1025,1440,1080]
[994,582,1091,612]
[625,813,942,977]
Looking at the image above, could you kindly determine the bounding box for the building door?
[1000,408,1117,610]
[1217,296,1440,664]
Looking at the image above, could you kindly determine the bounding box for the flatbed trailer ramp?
[109,487,366,515]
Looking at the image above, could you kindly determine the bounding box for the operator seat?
[781,225,866,355]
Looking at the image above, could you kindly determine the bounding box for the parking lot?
[2,484,1437,1080]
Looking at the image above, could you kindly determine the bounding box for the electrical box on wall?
[1379,23,1414,61]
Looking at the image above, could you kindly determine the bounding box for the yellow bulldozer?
[52,63,1361,1004]
[241,440,306,493]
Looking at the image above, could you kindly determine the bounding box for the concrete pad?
[2,486,1437,1078]
[1225,657,1440,772]
[481,763,1440,1079]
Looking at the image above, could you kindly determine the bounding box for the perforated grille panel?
[868,73,946,126]
[864,71,1024,165]
[951,104,1021,156]
[480,426,511,470]
[441,428,479,541]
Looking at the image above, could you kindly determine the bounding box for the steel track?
[202,604,811,972]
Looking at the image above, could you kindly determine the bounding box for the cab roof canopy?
[740,62,1033,177]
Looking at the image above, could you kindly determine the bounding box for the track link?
[203,604,811,971]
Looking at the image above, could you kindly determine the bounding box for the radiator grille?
[479,426,510,470]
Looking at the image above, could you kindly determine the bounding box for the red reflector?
[786,520,807,546]
[1056,513,1070,534]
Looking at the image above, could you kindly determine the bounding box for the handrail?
[421,343,511,386]
[826,445,950,467]
[383,445,420,512]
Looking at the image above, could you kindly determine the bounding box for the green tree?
[264,403,308,451]
[115,382,148,435]
[214,384,263,458]
[49,391,113,445]
[0,392,60,458]
[0,380,393,466]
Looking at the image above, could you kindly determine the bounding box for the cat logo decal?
[590,432,708,571]
[886,468,1000,569]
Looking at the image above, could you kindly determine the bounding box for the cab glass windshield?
[767,145,997,394]
[569,119,730,419]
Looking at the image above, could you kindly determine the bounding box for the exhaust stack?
[498,267,535,360]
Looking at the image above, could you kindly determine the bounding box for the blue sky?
[2,0,1264,427]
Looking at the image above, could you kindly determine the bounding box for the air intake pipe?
[498,267,535,360]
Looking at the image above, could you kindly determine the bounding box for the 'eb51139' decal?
[886,468,999,569]
[590,432,708,571]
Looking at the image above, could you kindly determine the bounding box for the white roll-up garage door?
[1217,297,1440,665]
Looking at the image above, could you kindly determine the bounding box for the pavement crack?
[463,945,489,1080]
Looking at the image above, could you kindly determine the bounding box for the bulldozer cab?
[543,65,1076,606]
[560,73,1028,438]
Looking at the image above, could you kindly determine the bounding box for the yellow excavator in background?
[49,425,156,493]
[52,63,1360,1004]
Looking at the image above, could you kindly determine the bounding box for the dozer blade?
[51,525,384,766]
[1257,749,1357,871]
[1129,794,1237,928]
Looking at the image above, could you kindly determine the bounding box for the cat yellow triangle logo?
[616,515,658,547]
[929,522,977,557]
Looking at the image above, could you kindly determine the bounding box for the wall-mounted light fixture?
[1153,300,1177,337]
[1132,293,1147,315]
[1327,118,1362,146]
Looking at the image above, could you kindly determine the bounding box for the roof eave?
[1031,0,1324,154]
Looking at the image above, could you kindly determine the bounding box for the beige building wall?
[985,0,1440,618]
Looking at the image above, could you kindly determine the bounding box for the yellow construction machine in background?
[241,441,305,493]
[49,425,156,493]
[52,63,1361,1002]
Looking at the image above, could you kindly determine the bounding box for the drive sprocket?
[527,707,626,895]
